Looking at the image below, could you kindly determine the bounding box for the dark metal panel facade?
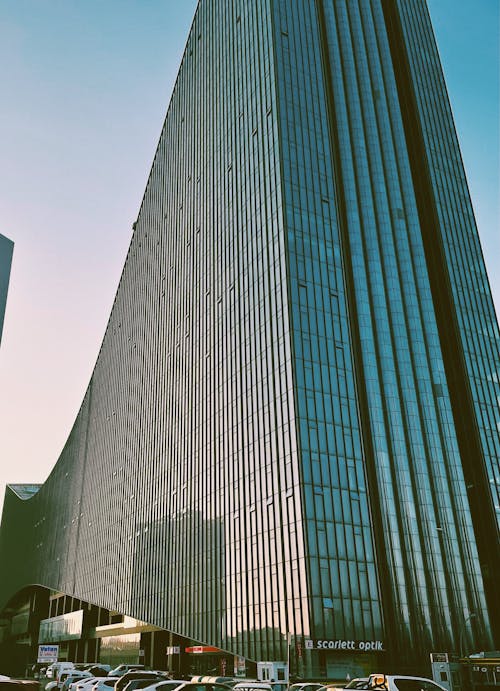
[0,0,308,664]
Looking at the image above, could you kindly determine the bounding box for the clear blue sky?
[0,0,498,516]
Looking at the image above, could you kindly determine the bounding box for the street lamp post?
[459,613,477,658]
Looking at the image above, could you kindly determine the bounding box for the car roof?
[385,678,445,687]
[123,673,160,677]
[177,685,233,690]
[95,682,119,687]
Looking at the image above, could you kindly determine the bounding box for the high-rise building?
[0,233,14,346]
[0,0,499,678]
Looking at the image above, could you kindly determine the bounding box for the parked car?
[59,671,93,691]
[123,679,167,691]
[320,680,369,691]
[190,682,237,688]
[0,682,39,691]
[27,663,47,679]
[115,672,169,691]
[58,672,83,686]
[109,668,145,679]
[173,683,233,691]
[87,668,112,677]
[71,677,104,691]
[95,678,119,691]
[141,680,185,691]
[232,684,273,691]
[289,684,325,691]
[47,664,75,681]
[323,676,447,691]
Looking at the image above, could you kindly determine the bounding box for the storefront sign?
[38,644,59,663]
[166,646,181,655]
[305,639,384,652]
[185,646,221,654]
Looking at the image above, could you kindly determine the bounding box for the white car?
[71,678,106,691]
[324,675,447,691]
[232,684,273,691]
[47,663,76,681]
[290,685,324,691]
[172,684,233,691]
[59,671,93,691]
[108,667,145,679]
[141,681,185,691]
[95,677,120,691]
[321,679,369,691]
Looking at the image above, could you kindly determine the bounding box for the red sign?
[185,646,221,654]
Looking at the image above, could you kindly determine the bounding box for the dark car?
[0,683,40,691]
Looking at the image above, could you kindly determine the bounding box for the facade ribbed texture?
[1,0,498,670]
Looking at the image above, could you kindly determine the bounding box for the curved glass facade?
[1,0,498,674]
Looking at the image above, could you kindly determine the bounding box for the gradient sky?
[0,0,498,517]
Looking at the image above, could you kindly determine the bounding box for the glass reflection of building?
[0,0,499,678]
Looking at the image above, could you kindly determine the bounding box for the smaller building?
[0,233,14,346]
[431,652,500,691]
[0,586,253,679]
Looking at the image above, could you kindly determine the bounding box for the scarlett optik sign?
[305,639,384,652]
